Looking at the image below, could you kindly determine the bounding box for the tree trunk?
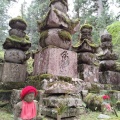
[97,0,103,17]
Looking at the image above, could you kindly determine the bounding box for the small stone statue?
[14,86,39,120]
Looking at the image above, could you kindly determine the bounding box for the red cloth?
[20,100,36,120]
[20,86,37,99]
[102,95,110,100]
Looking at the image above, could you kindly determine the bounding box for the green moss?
[58,30,72,41]
[73,39,97,48]
[58,76,72,82]
[9,16,27,26]
[0,82,26,90]
[84,93,103,111]
[40,30,48,42]
[88,83,100,93]
[80,24,93,31]
[107,21,120,45]
[39,74,53,80]
[7,35,31,44]
[116,101,120,110]
[27,75,40,81]
[115,62,120,72]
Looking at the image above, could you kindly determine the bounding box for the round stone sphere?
[4,49,26,64]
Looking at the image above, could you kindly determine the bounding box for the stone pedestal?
[99,71,120,85]
[33,47,78,78]
[78,64,99,82]
[2,62,27,82]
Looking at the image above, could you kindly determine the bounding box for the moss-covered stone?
[84,93,103,111]
[27,74,53,81]
[73,39,97,48]
[58,30,72,41]
[7,35,30,44]
[54,9,80,32]
[116,101,120,110]
[0,90,12,101]
[88,83,100,93]
[58,76,72,82]
[0,82,26,90]
[37,11,50,31]
[39,30,48,43]
[9,16,27,26]
[80,24,93,31]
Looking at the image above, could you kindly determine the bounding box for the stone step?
[41,107,85,119]
[43,96,83,107]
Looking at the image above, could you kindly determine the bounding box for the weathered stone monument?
[98,32,120,89]
[33,0,85,119]
[74,24,99,83]
[2,16,31,82]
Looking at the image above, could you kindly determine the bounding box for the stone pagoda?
[98,32,120,88]
[33,0,85,119]
[2,16,31,82]
[75,24,99,83]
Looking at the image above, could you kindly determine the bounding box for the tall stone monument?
[98,32,120,88]
[33,0,85,119]
[2,16,31,82]
[75,24,99,83]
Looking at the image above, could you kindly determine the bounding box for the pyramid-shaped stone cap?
[37,7,80,34]
[3,35,31,51]
[73,39,98,53]
[49,0,68,13]
[45,81,78,94]
[9,16,27,30]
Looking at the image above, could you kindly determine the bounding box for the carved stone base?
[78,64,99,82]
[99,71,120,85]
[41,107,84,119]
[2,62,27,82]
[33,47,78,78]
[43,95,83,107]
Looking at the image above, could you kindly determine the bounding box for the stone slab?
[41,107,84,119]
[78,64,99,82]
[43,96,83,107]
[33,47,78,78]
[99,71,120,85]
[45,81,77,94]
[0,63,3,81]
[2,62,27,82]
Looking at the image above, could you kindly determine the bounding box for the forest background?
[0,0,120,60]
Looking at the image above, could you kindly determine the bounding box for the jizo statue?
[14,86,40,120]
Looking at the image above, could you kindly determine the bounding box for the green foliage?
[107,21,120,62]
[107,21,120,45]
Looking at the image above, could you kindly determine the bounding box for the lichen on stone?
[39,74,53,80]
[58,30,72,41]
